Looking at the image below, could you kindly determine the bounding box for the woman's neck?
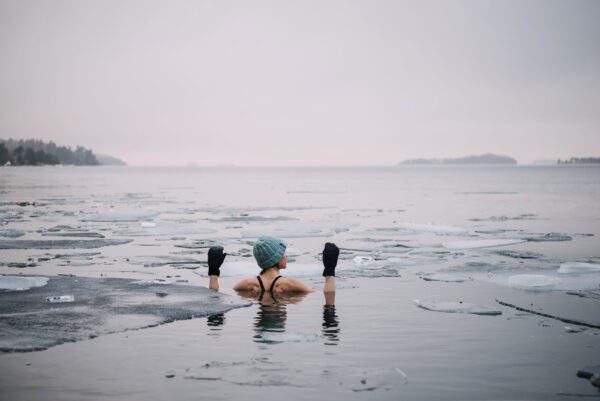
[260,267,280,278]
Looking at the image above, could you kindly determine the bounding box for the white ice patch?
[0,229,25,238]
[398,222,469,235]
[508,274,562,290]
[46,295,75,303]
[443,239,526,250]
[0,276,49,291]
[82,209,160,222]
[558,262,600,274]
[414,300,502,316]
[421,273,472,282]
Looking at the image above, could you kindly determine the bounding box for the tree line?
[0,139,99,166]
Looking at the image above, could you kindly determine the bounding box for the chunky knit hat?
[253,236,287,269]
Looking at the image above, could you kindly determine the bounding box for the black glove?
[322,242,339,277]
[208,246,226,276]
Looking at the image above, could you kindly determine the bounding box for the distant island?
[0,139,126,166]
[400,153,517,165]
[557,157,600,165]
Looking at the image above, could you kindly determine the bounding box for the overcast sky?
[1,0,599,165]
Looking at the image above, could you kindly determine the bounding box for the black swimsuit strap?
[256,275,266,292]
[269,275,283,294]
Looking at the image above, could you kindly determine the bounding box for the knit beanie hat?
[253,236,287,269]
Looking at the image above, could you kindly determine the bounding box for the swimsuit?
[256,275,282,301]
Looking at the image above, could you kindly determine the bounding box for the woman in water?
[205,236,341,344]
[206,235,339,296]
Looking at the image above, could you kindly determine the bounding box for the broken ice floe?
[0,276,49,291]
[81,209,160,222]
[0,229,25,238]
[523,233,573,242]
[420,273,472,282]
[443,239,526,250]
[414,300,502,316]
[0,239,131,249]
[396,222,469,235]
[111,223,216,237]
[508,274,562,290]
[558,262,600,274]
[577,366,600,389]
[0,276,251,352]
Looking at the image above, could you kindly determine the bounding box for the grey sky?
[1,0,599,165]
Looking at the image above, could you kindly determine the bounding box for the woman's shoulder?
[233,277,260,292]
[275,277,313,293]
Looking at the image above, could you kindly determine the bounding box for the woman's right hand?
[322,243,339,277]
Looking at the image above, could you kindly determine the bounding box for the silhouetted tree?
[0,143,10,165]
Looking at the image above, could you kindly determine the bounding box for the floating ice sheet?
[558,262,600,274]
[524,233,573,242]
[508,274,562,290]
[0,276,250,352]
[443,239,526,250]
[397,222,469,235]
[0,239,132,249]
[414,300,502,316]
[0,276,49,291]
[81,210,160,222]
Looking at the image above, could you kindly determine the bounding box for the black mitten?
[322,242,339,277]
[208,246,226,276]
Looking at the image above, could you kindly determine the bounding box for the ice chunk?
[0,276,251,352]
[525,233,573,242]
[46,295,74,303]
[81,209,160,222]
[0,276,49,291]
[443,239,526,250]
[397,222,469,234]
[558,262,600,274]
[508,274,562,290]
[140,222,156,228]
[0,239,131,249]
[420,273,472,283]
[414,300,502,316]
[0,229,25,238]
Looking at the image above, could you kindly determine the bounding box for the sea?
[0,165,599,400]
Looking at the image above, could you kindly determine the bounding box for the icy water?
[1,165,599,400]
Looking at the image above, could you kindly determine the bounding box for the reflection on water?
[207,313,225,336]
[322,305,339,345]
[206,291,341,345]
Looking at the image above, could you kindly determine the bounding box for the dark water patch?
[41,232,105,238]
[493,250,545,259]
[525,233,573,242]
[0,276,250,352]
[0,239,131,249]
[567,290,600,301]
